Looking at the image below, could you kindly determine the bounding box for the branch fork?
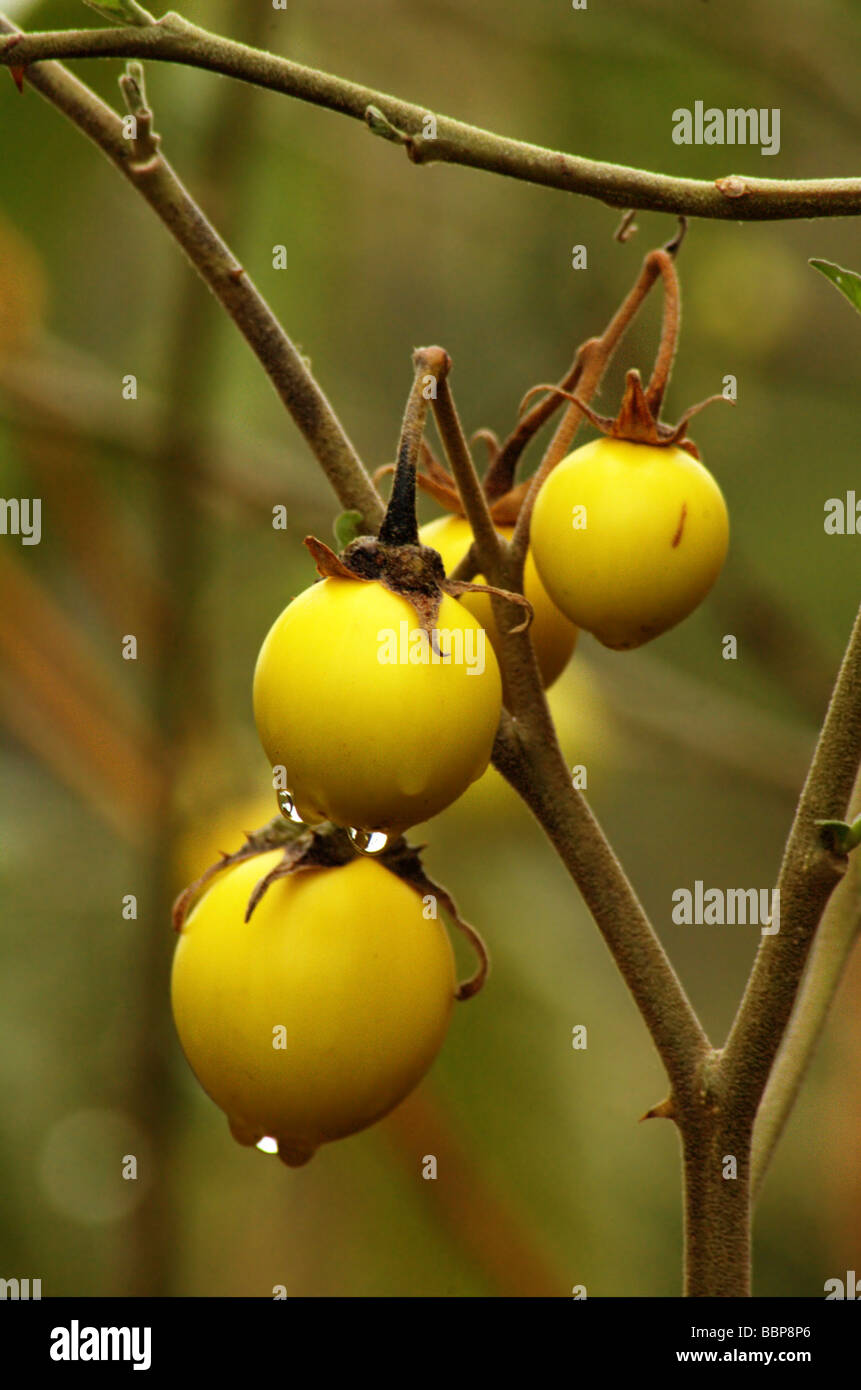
[5,6,861,1299]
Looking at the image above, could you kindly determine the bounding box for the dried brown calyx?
[305,529,530,641]
[526,366,727,462]
[172,817,488,1001]
[306,341,538,650]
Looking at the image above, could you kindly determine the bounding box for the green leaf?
[815,816,861,854]
[82,0,155,25]
[809,258,861,316]
[333,510,364,549]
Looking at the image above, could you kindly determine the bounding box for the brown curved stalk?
[509,239,680,578]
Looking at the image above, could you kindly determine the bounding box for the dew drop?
[256,1136,279,1155]
[347,828,390,855]
[277,790,305,825]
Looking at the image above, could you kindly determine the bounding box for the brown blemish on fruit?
[671,503,687,548]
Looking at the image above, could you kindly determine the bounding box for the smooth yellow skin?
[253,578,502,834]
[421,515,578,689]
[172,853,456,1166]
[530,437,729,650]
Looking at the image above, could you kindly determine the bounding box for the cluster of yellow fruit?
[171,430,728,1166]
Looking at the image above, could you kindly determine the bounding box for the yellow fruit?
[530,437,729,650]
[253,577,502,834]
[420,515,577,688]
[171,852,456,1166]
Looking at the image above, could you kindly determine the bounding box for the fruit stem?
[379,347,449,547]
[507,234,683,584]
[486,220,682,502]
[644,248,681,416]
[428,372,504,584]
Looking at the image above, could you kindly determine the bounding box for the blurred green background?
[1,0,860,1296]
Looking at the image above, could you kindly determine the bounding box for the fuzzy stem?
[508,242,677,579]
[681,1105,753,1297]
[644,250,682,415]
[675,604,861,1293]
[4,16,861,219]
[751,769,861,1198]
[429,375,503,583]
[720,602,861,1124]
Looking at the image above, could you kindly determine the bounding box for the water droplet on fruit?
[256,1136,279,1155]
[277,790,305,824]
[347,828,390,855]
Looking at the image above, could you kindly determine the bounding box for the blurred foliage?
[1,0,860,1296]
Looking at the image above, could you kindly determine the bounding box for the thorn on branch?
[641,1096,676,1121]
[1,37,25,91]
